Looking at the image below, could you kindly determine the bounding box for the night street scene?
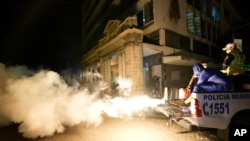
[1,0,250,141]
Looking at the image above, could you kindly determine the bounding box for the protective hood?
[193,62,204,77]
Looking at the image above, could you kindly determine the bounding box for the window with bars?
[186,12,194,33]
[211,5,220,23]
[186,0,220,22]
[136,10,145,27]
[194,16,201,36]
[135,0,154,28]
[186,0,220,42]
[186,12,201,36]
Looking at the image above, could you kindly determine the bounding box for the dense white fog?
[0,63,164,139]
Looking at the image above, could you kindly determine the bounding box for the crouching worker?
[184,62,233,104]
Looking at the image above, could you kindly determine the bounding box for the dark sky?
[229,0,250,62]
[0,0,83,72]
[0,0,249,72]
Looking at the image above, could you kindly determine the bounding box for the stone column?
[100,58,105,80]
[124,42,144,96]
[122,52,126,78]
[101,57,111,94]
[118,28,144,97]
[118,51,125,78]
[106,57,111,94]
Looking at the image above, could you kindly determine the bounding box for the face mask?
[226,50,231,54]
[202,64,207,68]
[194,72,200,78]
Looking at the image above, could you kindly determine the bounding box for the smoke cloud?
[0,63,164,139]
[0,63,106,138]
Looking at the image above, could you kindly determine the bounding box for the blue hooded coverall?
[192,62,233,93]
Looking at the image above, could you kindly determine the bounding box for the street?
[0,114,223,141]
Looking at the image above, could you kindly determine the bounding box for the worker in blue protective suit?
[184,62,234,105]
[192,62,233,93]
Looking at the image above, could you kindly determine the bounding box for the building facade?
[81,0,240,97]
